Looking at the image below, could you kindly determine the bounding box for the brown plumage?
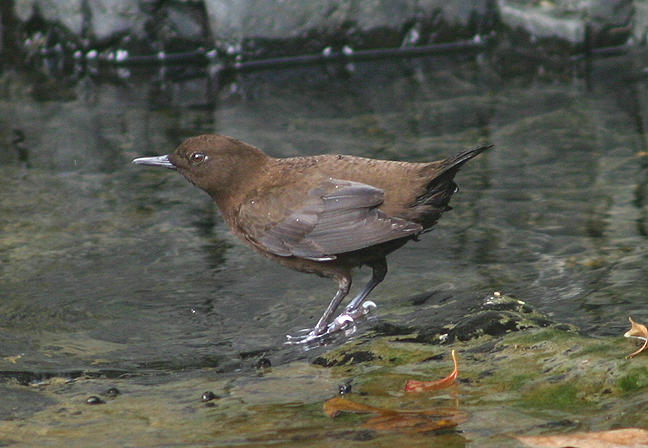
[133,134,491,342]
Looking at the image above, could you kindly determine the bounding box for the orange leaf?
[323,396,467,433]
[516,427,648,447]
[404,349,458,393]
[624,317,648,358]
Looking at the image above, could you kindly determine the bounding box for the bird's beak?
[132,155,176,170]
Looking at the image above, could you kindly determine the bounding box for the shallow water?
[1,49,647,445]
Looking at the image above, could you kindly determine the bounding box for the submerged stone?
[256,358,272,370]
[201,391,218,402]
[338,382,352,395]
[411,293,573,345]
[85,396,105,405]
[312,350,376,368]
[102,387,120,398]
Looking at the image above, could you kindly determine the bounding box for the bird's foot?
[326,300,377,333]
[284,322,354,346]
[284,328,336,346]
[284,301,377,347]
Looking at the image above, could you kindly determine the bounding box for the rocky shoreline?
[3,0,641,72]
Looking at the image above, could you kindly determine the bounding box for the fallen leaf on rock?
[323,396,466,433]
[516,427,648,448]
[624,317,648,358]
[3,354,22,364]
[404,349,458,393]
[323,349,466,433]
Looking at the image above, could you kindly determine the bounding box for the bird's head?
[133,134,269,203]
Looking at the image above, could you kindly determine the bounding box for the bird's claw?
[284,319,356,346]
[284,301,378,346]
[284,327,339,346]
[327,314,355,333]
[359,300,377,316]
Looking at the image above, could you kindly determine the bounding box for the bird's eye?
[189,152,206,164]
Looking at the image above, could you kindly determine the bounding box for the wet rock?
[7,0,643,73]
[204,0,492,44]
[537,419,579,430]
[201,391,218,402]
[255,357,271,370]
[102,387,120,398]
[635,1,648,44]
[15,0,85,36]
[408,290,453,307]
[453,311,522,340]
[0,384,56,419]
[12,0,496,65]
[314,295,580,373]
[151,1,210,48]
[86,396,105,405]
[312,350,376,367]
[414,293,570,344]
[465,340,503,354]
[331,429,374,441]
[338,381,352,395]
[498,0,633,47]
[0,370,83,386]
[89,0,146,42]
[1,326,647,446]
[371,322,415,337]
[15,0,146,42]
[498,0,585,45]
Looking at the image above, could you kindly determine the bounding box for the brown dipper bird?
[133,135,491,343]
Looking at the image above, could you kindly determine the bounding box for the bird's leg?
[286,273,352,344]
[327,258,387,332]
[286,262,387,344]
[311,273,351,335]
[346,258,387,312]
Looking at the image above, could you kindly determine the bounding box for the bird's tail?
[413,144,493,230]
[437,144,493,172]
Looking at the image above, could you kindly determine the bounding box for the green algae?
[616,367,648,393]
[519,382,587,411]
[2,307,648,447]
[507,374,536,392]
[1,44,648,448]
[302,296,648,443]
[504,327,579,346]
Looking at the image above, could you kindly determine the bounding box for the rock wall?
[499,0,634,46]
[205,0,491,43]
[4,0,642,62]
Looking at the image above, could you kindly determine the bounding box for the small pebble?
[201,391,218,402]
[103,387,120,397]
[338,382,352,395]
[86,396,105,405]
[256,357,271,369]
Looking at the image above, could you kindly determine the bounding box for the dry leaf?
[404,349,458,393]
[323,396,466,433]
[323,349,465,433]
[624,317,648,358]
[516,427,648,448]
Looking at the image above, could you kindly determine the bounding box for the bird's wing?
[238,178,422,261]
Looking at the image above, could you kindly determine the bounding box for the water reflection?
[0,49,647,381]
